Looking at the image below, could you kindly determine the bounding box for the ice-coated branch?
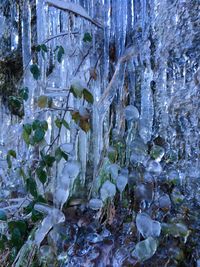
[46,0,103,28]
[97,46,136,120]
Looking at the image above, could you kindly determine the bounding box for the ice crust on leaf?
[132,237,157,262]
[136,212,161,238]
[100,180,116,201]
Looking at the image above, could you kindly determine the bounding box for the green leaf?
[83,89,94,104]
[33,128,45,143]
[62,119,70,130]
[31,209,43,222]
[32,120,40,130]
[8,96,23,110]
[8,150,16,158]
[70,83,83,98]
[41,44,48,52]
[36,168,47,184]
[40,120,48,131]
[61,151,68,161]
[26,178,38,198]
[43,155,55,167]
[23,123,32,135]
[6,155,12,168]
[35,45,41,52]
[83,32,92,42]
[57,46,65,63]
[19,87,29,101]
[55,118,62,129]
[23,129,30,145]
[30,64,41,80]
[0,210,7,221]
[38,95,48,108]
[55,147,62,162]
[8,220,27,235]
[0,234,7,250]
[10,228,22,249]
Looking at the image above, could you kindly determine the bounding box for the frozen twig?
[46,0,103,28]
[97,46,136,120]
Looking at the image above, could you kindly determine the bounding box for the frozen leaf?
[158,194,171,211]
[57,46,65,63]
[0,209,7,221]
[33,128,45,143]
[146,160,162,175]
[62,161,80,178]
[100,180,116,201]
[55,188,69,208]
[70,80,85,98]
[83,88,94,103]
[60,143,73,154]
[79,107,90,118]
[116,175,128,193]
[30,64,40,80]
[83,32,92,42]
[124,105,139,121]
[109,164,120,180]
[136,212,161,238]
[132,237,157,262]
[89,199,103,210]
[150,145,165,162]
[36,168,47,184]
[19,87,29,101]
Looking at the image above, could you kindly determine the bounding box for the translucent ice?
[136,212,161,238]
[100,180,116,201]
[124,105,139,121]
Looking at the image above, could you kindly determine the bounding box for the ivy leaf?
[8,150,16,158]
[43,155,55,167]
[83,89,94,104]
[83,32,92,42]
[55,147,63,162]
[38,95,48,108]
[30,64,41,80]
[57,46,65,63]
[19,87,29,101]
[0,210,7,221]
[31,209,43,222]
[40,120,48,131]
[35,45,41,52]
[61,151,68,161]
[6,155,12,169]
[33,128,45,143]
[55,118,62,129]
[26,178,38,198]
[36,168,47,184]
[32,120,41,130]
[41,44,48,52]
[23,123,32,135]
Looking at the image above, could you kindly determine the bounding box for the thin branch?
[74,46,92,75]
[43,31,79,44]
[96,46,136,119]
[46,0,103,29]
